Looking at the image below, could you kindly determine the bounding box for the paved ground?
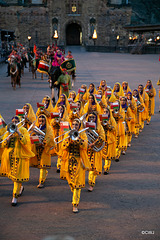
[0,47,160,240]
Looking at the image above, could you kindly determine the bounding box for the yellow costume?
[36,96,54,124]
[23,103,36,129]
[133,90,145,136]
[102,86,117,107]
[68,90,77,102]
[126,93,137,142]
[87,83,97,95]
[54,94,70,113]
[0,116,34,201]
[121,104,133,147]
[87,115,105,188]
[144,81,156,123]
[69,101,85,125]
[60,121,90,208]
[75,85,89,108]
[139,90,149,129]
[0,114,6,162]
[30,114,55,186]
[98,80,107,96]
[157,78,160,112]
[50,106,69,170]
[122,81,131,97]
[112,102,126,159]
[101,110,117,173]
[96,90,107,114]
[112,82,124,99]
[84,94,102,115]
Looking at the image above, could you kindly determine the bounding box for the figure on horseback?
[48,65,62,105]
[48,49,65,105]
[10,55,21,90]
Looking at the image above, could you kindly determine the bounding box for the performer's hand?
[89,142,95,148]
[128,117,132,121]
[37,143,44,147]
[106,98,110,104]
[17,129,22,136]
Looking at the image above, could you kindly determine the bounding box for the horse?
[48,66,62,104]
[10,62,21,90]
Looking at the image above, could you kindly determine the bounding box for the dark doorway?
[66,23,82,45]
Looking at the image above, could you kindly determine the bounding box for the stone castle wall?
[0,0,132,47]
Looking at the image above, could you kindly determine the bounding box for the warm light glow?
[53,30,58,39]
[148,38,152,42]
[133,36,138,40]
[117,35,120,40]
[28,36,31,41]
[157,36,160,40]
[92,29,97,39]
[129,36,132,40]
[72,5,76,12]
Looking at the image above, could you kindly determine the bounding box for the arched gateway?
[66,23,82,45]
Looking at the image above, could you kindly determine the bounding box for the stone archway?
[66,23,82,45]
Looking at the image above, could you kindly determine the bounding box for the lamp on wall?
[53,30,58,46]
[92,29,97,46]
[27,35,31,49]
[116,35,120,51]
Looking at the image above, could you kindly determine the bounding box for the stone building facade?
[0,0,132,48]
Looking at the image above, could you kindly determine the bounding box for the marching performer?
[102,86,117,107]
[96,89,107,113]
[132,89,145,137]
[84,94,101,115]
[86,112,105,192]
[120,96,133,147]
[54,94,70,113]
[23,103,36,130]
[101,107,117,174]
[122,81,131,97]
[50,104,69,172]
[36,95,54,124]
[0,114,7,162]
[30,114,55,188]
[98,80,107,95]
[112,82,124,99]
[75,84,89,107]
[138,84,149,129]
[69,102,80,125]
[0,115,34,206]
[87,83,97,95]
[52,49,65,67]
[54,68,71,98]
[61,119,90,213]
[144,80,156,124]
[76,101,85,116]
[66,50,76,79]
[68,91,77,102]
[157,78,160,112]
[112,100,126,159]
[126,92,137,144]
[68,100,86,127]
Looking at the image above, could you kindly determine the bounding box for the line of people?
[0,79,156,213]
